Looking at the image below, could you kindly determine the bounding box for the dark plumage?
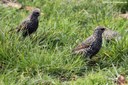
[16,8,40,37]
[73,26,105,59]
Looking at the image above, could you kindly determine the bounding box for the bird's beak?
[41,12,44,16]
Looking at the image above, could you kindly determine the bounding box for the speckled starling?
[16,8,40,37]
[73,26,105,59]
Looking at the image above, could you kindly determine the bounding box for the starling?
[16,8,40,37]
[103,28,121,42]
[73,26,105,59]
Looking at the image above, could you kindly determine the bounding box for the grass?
[0,0,128,85]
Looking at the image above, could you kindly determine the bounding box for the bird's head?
[94,26,106,37]
[94,26,105,34]
[32,8,40,17]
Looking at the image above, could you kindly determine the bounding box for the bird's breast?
[28,20,38,30]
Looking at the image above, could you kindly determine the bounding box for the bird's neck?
[30,17,38,21]
[93,32,102,39]
[29,14,38,21]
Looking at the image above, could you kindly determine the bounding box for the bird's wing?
[16,19,30,32]
[83,35,94,46]
[73,35,94,53]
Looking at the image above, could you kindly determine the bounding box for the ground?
[0,0,128,85]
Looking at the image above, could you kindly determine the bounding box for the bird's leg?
[86,56,91,61]
[91,55,100,61]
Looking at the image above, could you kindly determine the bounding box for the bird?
[16,8,40,37]
[72,26,106,59]
[103,28,121,42]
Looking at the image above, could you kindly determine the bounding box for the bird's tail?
[72,48,85,55]
[8,26,21,33]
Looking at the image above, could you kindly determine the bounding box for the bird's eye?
[33,12,40,16]
[101,28,105,31]
[36,12,39,15]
